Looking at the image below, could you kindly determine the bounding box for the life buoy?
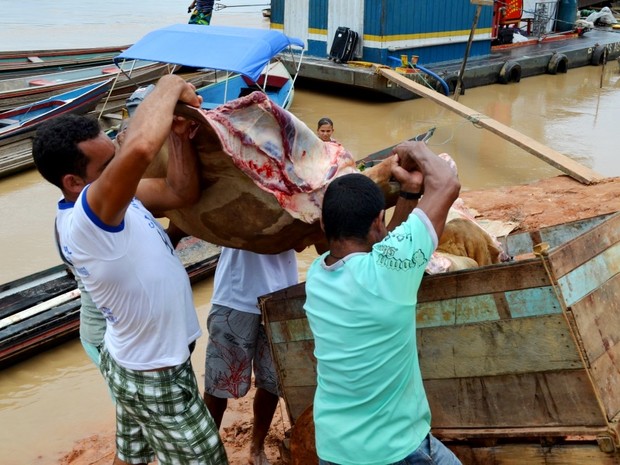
[498,61,521,84]
[547,53,568,75]
[590,45,607,66]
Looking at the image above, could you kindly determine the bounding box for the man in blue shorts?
[304,141,462,465]
[33,74,227,465]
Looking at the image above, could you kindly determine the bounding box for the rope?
[466,113,488,128]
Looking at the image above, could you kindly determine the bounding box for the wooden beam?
[378,68,603,185]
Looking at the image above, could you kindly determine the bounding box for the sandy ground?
[58,175,620,465]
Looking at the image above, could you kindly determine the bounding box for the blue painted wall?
[271,0,494,66]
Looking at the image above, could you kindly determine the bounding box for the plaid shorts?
[100,347,228,465]
[204,304,280,398]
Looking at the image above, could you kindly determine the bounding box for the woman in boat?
[188,0,215,25]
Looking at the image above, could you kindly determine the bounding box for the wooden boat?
[259,212,620,464]
[0,81,113,179]
[115,24,305,110]
[0,238,221,369]
[0,80,113,141]
[0,44,129,77]
[0,59,169,112]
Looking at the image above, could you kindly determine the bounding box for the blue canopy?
[115,24,304,82]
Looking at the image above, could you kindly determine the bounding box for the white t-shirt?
[211,247,298,314]
[56,187,201,370]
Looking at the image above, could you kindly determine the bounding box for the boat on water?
[0,80,113,178]
[115,24,305,110]
[0,238,221,369]
[0,59,169,112]
[269,0,620,99]
[260,211,620,464]
[0,80,113,141]
[0,44,130,78]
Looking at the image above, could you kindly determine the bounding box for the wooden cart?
[260,212,620,464]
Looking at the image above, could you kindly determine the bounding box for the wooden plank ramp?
[378,68,603,185]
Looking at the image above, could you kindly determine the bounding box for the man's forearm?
[165,131,201,208]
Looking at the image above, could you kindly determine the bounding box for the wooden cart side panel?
[556,242,620,308]
[448,442,620,465]
[570,273,620,421]
[417,260,551,302]
[418,314,584,379]
[427,370,607,428]
[501,214,612,258]
[549,213,620,280]
[417,286,562,328]
[259,282,306,323]
[284,385,317,425]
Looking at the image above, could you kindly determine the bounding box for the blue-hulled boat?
[0,80,113,141]
[115,24,305,110]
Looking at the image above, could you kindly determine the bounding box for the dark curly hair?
[322,173,385,241]
[33,114,101,189]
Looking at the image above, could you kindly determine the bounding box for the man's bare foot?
[249,450,271,465]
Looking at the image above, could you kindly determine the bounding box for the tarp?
[115,24,304,82]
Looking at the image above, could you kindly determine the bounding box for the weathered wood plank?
[418,260,551,302]
[426,371,606,428]
[260,282,306,322]
[272,341,316,388]
[579,274,620,421]
[417,286,562,328]
[591,345,620,423]
[377,68,602,184]
[571,273,620,364]
[502,215,612,258]
[448,442,620,465]
[549,213,620,279]
[556,243,620,307]
[418,314,583,379]
[285,385,316,424]
[267,317,313,344]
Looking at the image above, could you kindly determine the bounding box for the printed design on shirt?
[100,307,118,325]
[139,209,174,256]
[376,232,429,270]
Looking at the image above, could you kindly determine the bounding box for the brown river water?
[2,36,620,464]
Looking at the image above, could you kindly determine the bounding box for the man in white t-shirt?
[204,247,298,465]
[33,75,228,465]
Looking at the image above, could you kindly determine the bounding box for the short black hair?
[33,114,101,188]
[322,173,385,241]
[317,117,333,129]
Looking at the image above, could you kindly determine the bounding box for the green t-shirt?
[304,209,436,465]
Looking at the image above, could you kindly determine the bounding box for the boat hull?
[0,239,220,369]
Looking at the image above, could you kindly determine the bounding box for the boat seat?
[242,74,288,90]
[28,79,55,86]
[27,56,44,63]
[0,118,19,126]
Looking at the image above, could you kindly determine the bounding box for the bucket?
[556,0,577,32]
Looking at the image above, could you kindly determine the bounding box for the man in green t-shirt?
[304,141,462,465]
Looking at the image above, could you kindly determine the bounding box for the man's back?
[304,210,435,465]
